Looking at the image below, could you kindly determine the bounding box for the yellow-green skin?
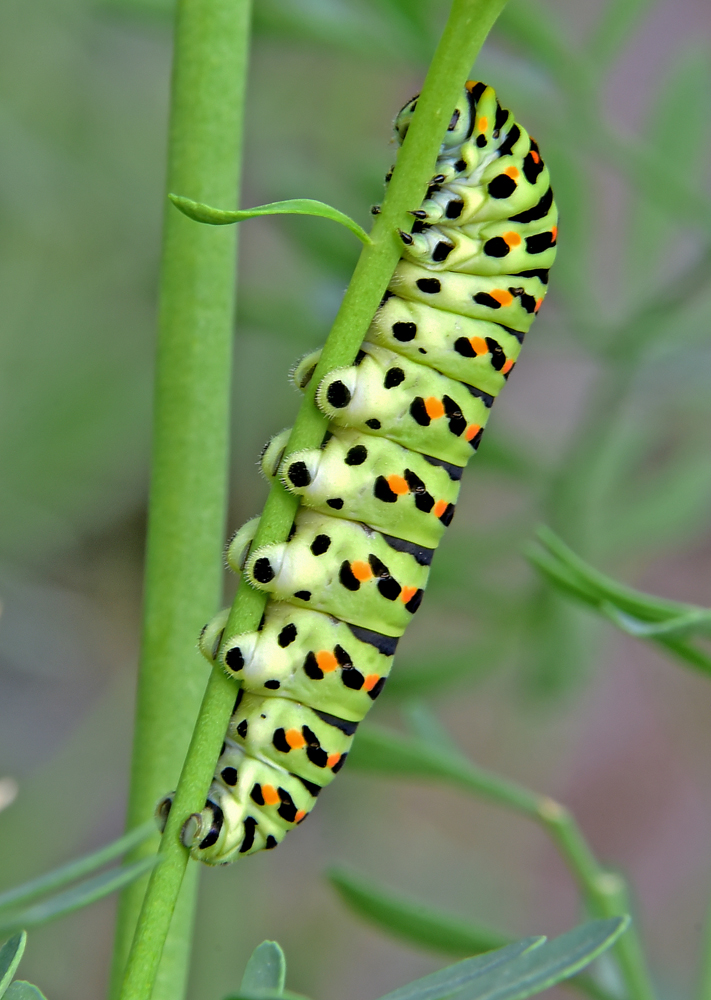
[157,81,557,863]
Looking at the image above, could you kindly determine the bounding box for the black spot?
[233,688,244,712]
[378,577,402,601]
[439,503,456,526]
[416,277,441,294]
[368,554,389,577]
[494,102,509,132]
[331,753,348,773]
[474,292,502,310]
[295,774,322,797]
[468,427,484,449]
[278,623,297,647]
[374,476,398,503]
[414,490,435,513]
[380,532,435,566]
[221,767,238,786]
[443,395,466,437]
[199,801,224,850]
[455,158,467,172]
[384,367,405,388]
[272,728,290,752]
[454,336,476,358]
[253,558,275,583]
[265,835,278,849]
[250,783,264,805]
[405,589,424,613]
[410,396,431,425]
[485,337,506,370]
[306,744,328,769]
[236,718,248,739]
[497,123,520,157]
[287,461,311,487]
[432,241,454,262]
[419,348,427,354]
[277,788,298,823]
[366,418,381,429]
[327,498,344,509]
[239,816,257,853]
[519,292,537,313]
[199,827,220,850]
[367,677,387,700]
[399,230,414,246]
[513,268,549,284]
[447,107,460,131]
[339,561,361,591]
[523,149,544,183]
[403,468,425,491]
[264,679,280,690]
[412,219,426,234]
[347,623,399,656]
[484,237,510,258]
[310,533,331,555]
[294,590,311,601]
[334,644,352,665]
[225,646,244,672]
[487,174,517,199]
[341,665,365,689]
[392,321,417,342]
[476,134,487,147]
[446,199,464,219]
[464,384,495,408]
[525,231,556,254]
[422,453,464,480]
[345,445,368,465]
[313,709,359,736]
[327,380,351,408]
[303,651,324,680]
[510,187,553,223]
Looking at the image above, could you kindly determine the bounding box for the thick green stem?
[117,3,507,999]
[109,0,251,997]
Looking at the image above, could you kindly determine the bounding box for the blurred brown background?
[1,0,710,998]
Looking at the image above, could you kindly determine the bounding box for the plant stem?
[109,0,251,997]
[117,2,507,998]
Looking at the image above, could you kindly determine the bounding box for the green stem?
[117,2,507,998]
[109,0,252,997]
[695,878,711,1000]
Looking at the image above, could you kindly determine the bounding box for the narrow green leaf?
[0,822,155,915]
[240,942,286,995]
[4,984,48,1000]
[169,195,372,244]
[444,918,629,1000]
[0,858,157,936]
[225,991,310,1000]
[601,604,711,639]
[329,867,510,956]
[377,939,546,1000]
[0,933,26,998]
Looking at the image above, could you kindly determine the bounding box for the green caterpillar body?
[156,81,557,863]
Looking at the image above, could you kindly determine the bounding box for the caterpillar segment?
[156,81,557,863]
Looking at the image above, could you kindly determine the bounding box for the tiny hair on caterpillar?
[156,81,558,863]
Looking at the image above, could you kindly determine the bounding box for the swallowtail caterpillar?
[156,81,558,863]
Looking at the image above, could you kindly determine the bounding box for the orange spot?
[351,560,373,582]
[386,474,409,495]
[433,499,448,518]
[327,753,341,769]
[470,336,488,355]
[424,396,445,419]
[502,358,515,374]
[465,424,481,441]
[490,289,513,306]
[477,116,488,132]
[551,226,558,241]
[466,80,480,92]
[295,810,307,823]
[285,728,306,750]
[316,650,338,673]
[503,231,522,247]
[504,166,519,179]
[530,150,540,163]
[262,784,280,806]
[534,298,544,313]
[400,585,418,604]
[363,674,381,691]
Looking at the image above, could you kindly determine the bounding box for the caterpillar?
[156,81,557,863]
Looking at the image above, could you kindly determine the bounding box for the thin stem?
[109,0,252,997]
[695,877,711,1000]
[117,3,507,998]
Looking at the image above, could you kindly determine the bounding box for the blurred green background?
[1,0,710,998]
